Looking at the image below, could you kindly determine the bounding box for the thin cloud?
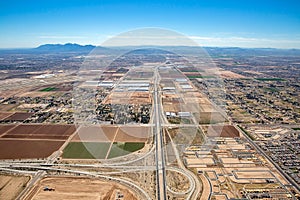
[38,35,87,39]
[188,35,300,48]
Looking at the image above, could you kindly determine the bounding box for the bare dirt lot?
[17,91,58,98]
[27,177,139,200]
[234,171,274,179]
[0,104,18,112]
[104,92,151,104]
[199,112,226,124]
[163,103,180,113]
[115,126,151,142]
[166,170,190,193]
[72,125,118,142]
[206,125,240,138]
[0,174,30,200]
[0,140,64,159]
[72,125,151,143]
[219,70,245,78]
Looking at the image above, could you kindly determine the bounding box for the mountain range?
[35,43,96,52]
[0,43,300,56]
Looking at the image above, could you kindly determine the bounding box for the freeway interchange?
[0,64,297,199]
[0,65,201,200]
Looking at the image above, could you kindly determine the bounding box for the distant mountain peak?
[35,43,96,52]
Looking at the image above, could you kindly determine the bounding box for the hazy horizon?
[1,42,300,50]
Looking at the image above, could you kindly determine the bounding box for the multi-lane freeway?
[153,67,167,200]
[0,65,201,200]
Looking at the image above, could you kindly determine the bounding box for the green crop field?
[186,75,203,79]
[39,87,58,92]
[255,78,285,82]
[62,142,110,159]
[107,142,145,159]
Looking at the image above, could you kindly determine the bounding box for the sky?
[0,0,300,48]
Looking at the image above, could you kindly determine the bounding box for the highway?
[2,163,152,200]
[16,170,46,200]
[2,65,169,200]
[0,65,202,200]
[153,67,167,200]
[165,128,200,200]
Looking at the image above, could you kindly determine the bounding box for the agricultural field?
[62,142,110,159]
[39,87,58,92]
[72,125,151,143]
[62,141,145,159]
[0,140,64,159]
[0,124,76,159]
[107,142,145,158]
[2,124,75,140]
[0,112,33,122]
[0,124,16,136]
[0,174,30,200]
[63,125,149,159]
[36,83,73,92]
[255,78,286,81]
[0,112,13,120]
